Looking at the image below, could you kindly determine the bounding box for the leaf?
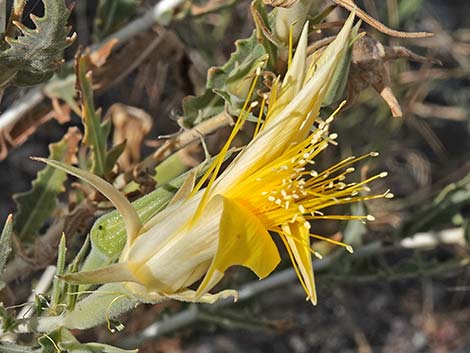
[182,1,272,127]
[77,56,109,176]
[0,0,75,88]
[0,302,18,332]
[76,55,127,177]
[0,214,13,290]
[13,127,82,242]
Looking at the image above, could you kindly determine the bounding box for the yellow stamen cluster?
[228,116,393,258]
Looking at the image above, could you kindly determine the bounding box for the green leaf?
[182,30,267,127]
[0,214,13,290]
[76,56,125,177]
[13,127,82,242]
[49,234,66,314]
[0,0,74,87]
[77,57,108,176]
[0,302,18,332]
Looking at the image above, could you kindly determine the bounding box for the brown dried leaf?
[0,103,71,160]
[107,104,153,170]
[89,38,119,68]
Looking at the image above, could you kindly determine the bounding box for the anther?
[366,215,375,221]
[303,221,311,230]
[379,172,388,178]
[370,152,379,157]
[313,250,323,259]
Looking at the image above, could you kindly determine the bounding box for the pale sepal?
[32,158,141,242]
[60,262,139,285]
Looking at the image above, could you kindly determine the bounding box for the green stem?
[17,283,142,333]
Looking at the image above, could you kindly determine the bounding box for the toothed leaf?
[13,128,81,242]
[0,0,74,87]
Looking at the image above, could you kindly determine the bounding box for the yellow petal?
[282,222,317,304]
[196,196,281,297]
[275,21,309,108]
[32,158,141,243]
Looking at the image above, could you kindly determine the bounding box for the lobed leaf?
[0,0,75,88]
[13,127,82,242]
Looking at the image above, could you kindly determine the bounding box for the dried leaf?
[108,104,153,170]
[13,127,82,242]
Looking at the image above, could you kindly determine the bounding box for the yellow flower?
[39,14,390,305]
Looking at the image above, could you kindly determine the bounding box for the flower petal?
[282,222,317,304]
[196,196,281,297]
